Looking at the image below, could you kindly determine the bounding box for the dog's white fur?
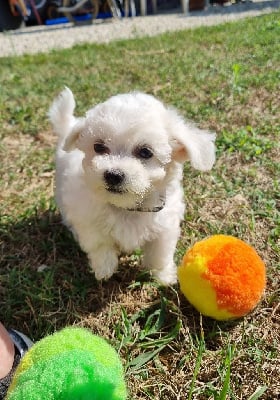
[49,88,215,285]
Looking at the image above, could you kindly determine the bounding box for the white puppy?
[49,88,215,285]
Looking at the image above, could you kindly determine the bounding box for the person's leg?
[0,322,33,400]
[0,323,15,379]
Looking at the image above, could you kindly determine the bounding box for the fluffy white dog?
[49,88,215,285]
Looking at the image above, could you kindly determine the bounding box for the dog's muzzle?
[104,169,166,212]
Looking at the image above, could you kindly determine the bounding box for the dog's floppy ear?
[167,110,216,171]
[49,87,84,151]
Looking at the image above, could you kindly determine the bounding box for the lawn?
[0,11,279,399]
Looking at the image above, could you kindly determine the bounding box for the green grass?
[0,11,279,399]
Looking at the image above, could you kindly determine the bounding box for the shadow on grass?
[0,207,243,347]
[0,208,146,340]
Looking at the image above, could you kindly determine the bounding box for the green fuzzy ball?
[7,327,127,400]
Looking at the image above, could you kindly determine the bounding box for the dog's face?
[50,89,216,209]
[71,99,173,209]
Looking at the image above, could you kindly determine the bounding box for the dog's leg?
[143,230,179,286]
[87,244,119,281]
[74,228,119,280]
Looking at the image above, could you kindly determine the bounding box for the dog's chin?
[107,187,128,195]
[102,182,152,209]
[106,190,143,210]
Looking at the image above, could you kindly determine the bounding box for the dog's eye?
[135,146,153,160]
[94,142,110,155]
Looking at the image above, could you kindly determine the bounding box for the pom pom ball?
[178,235,266,320]
[6,327,127,400]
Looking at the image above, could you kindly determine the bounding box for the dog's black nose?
[104,170,125,187]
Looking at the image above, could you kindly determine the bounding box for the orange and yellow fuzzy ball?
[178,235,266,320]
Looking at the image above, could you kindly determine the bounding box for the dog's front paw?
[88,249,118,281]
[94,268,116,281]
[151,265,178,286]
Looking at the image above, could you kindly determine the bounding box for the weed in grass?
[231,63,242,95]
[113,292,182,375]
[248,386,269,400]
[217,126,274,161]
[187,335,205,400]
